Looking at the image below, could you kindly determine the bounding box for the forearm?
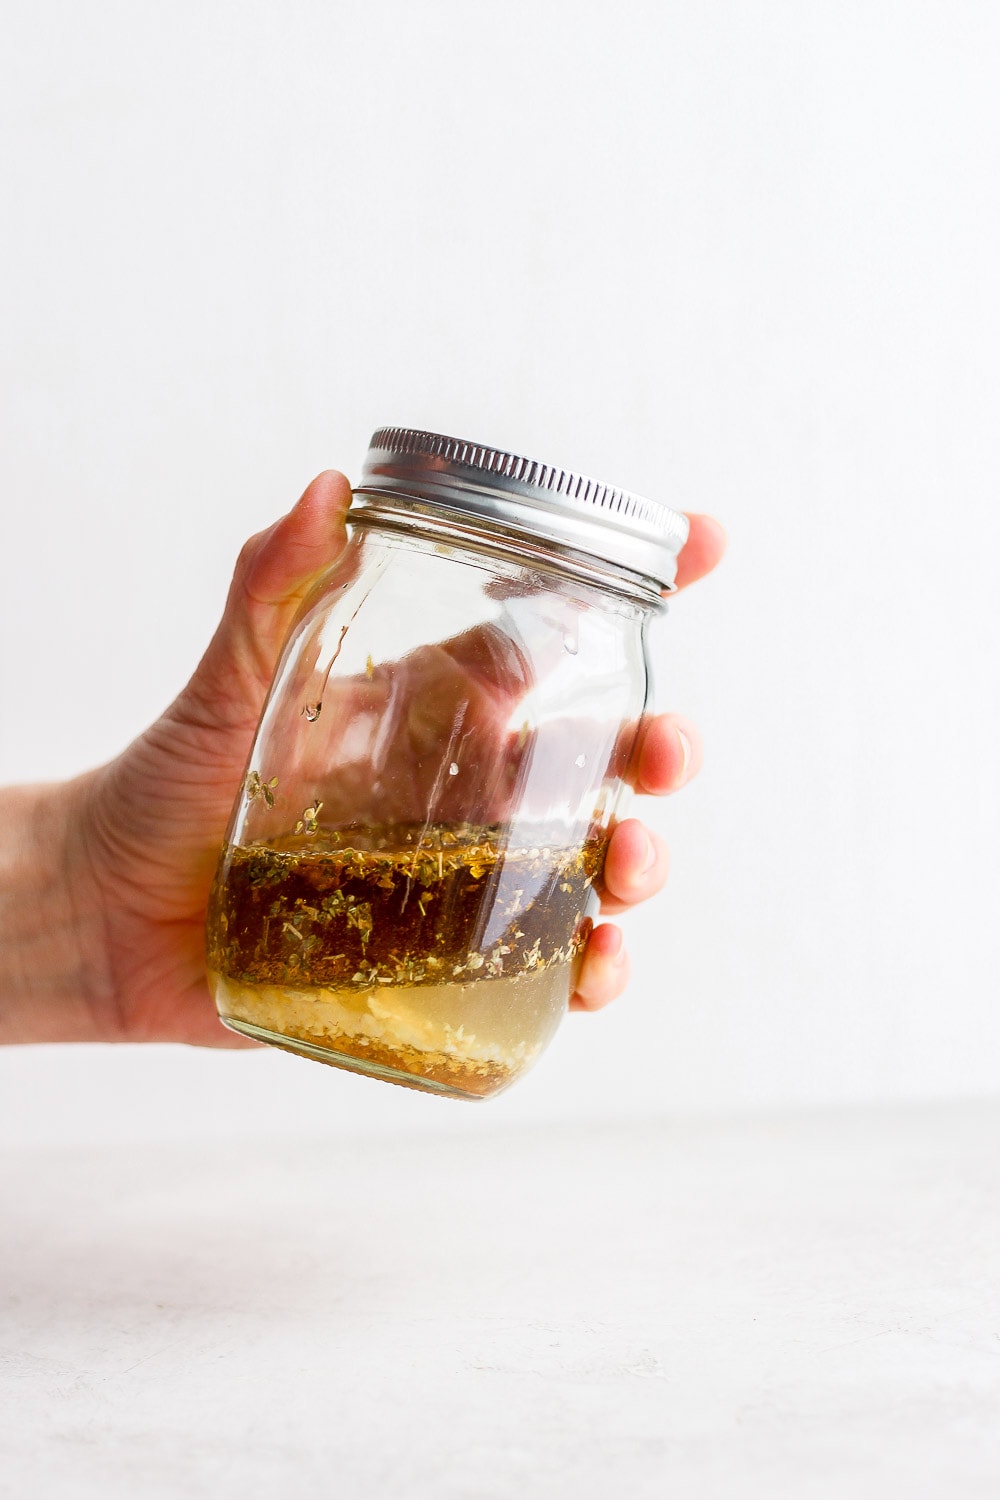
[0,777,113,1044]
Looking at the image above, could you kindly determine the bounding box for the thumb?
[178,470,354,735]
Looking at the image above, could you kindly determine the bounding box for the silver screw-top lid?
[353,427,690,591]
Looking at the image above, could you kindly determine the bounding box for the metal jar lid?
[352,427,690,591]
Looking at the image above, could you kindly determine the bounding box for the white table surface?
[3,1099,1000,1499]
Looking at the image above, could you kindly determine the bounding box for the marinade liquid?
[207,824,603,1098]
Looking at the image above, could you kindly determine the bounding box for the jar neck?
[348,494,666,613]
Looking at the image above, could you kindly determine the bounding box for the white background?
[1,0,998,1146]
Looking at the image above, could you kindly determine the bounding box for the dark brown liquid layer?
[207,823,603,991]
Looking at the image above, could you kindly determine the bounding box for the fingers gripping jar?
[206,428,689,1099]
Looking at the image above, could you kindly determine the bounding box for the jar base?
[219,1015,493,1101]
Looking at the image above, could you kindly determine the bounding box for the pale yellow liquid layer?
[210,964,571,1097]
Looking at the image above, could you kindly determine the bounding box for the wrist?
[0,775,115,1044]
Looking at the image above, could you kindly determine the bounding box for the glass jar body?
[206,516,656,1098]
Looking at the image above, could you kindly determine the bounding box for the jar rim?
[348,492,666,609]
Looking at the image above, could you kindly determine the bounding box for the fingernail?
[607,927,625,962]
[677,727,693,783]
[640,831,656,874]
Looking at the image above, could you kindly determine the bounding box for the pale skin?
[0,471,726,1047]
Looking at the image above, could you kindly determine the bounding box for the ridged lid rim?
[355,426,689,590]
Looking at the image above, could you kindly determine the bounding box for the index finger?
[673,514,727,593]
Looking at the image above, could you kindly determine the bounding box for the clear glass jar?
[206,428,689,1099]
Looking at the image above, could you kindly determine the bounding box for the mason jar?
[206,427,689,1099]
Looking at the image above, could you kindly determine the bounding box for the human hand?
[1,472,724,1046]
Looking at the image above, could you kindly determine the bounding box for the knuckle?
[235,531,267,581]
